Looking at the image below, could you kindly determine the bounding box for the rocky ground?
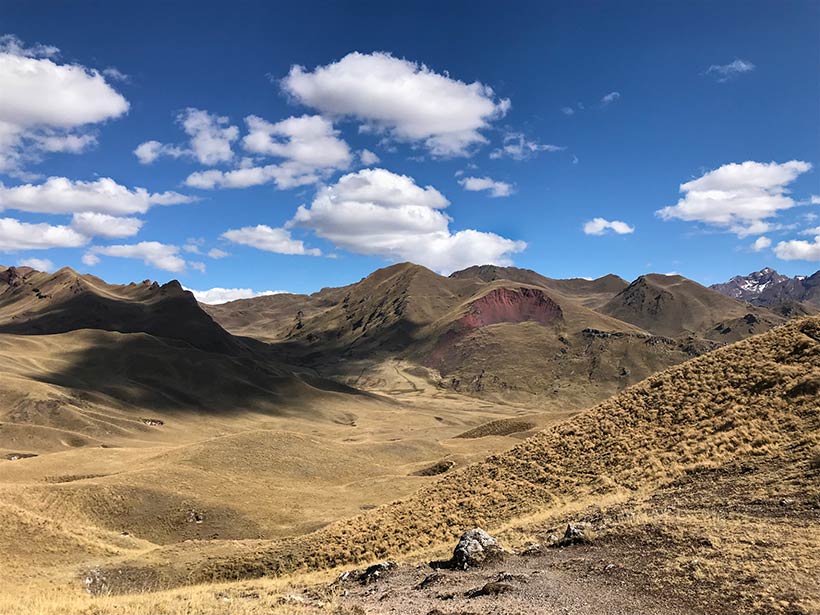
[278,527,699,615]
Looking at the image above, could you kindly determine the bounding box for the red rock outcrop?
[459,287,563,329]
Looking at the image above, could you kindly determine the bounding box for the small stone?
[465,582,515,598]
[415,572,442,590]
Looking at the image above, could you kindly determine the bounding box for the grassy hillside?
[207,263,775,404]
[85,316,819,610]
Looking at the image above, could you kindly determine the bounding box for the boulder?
[436,528,505,570]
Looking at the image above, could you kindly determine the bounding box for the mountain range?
[710,267,820,312]
[205,262,789,404]
[1,261,817,615]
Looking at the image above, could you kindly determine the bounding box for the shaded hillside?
[601,273,784,340]
[0,266,241,355]
[87,316,820,604]
[206,263,783,402]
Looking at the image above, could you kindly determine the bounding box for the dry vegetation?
[1,263,817,614]
[77,317,819,614]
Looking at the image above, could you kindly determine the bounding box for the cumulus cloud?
[0,35,129,177]
[207,248,229,259]
[184,286,286,304]
[459,176,514,197]
[0,176,194,215]
[281,52,510,157]
[81,252,100,266]
[185,114,352,190]
[656,160,813,237]
[600,91,620,105]
[133,140,186,164]
[583,217,635,235]
[222,224,322,256]
[705,59,756,82]
[70,212,143,238]
[561,106,575,116]
[243,114,350,165]
[89,241,187,272]
[0,217,87,250]
[752,236,772,251]
[774,235,820,261]
[360,148,380,165]
[18,257,53,271]
[289,168,525,273]
[135,108,238,165]
[489,132,564,160]
[189,261,206,273]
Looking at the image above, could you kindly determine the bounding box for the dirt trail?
[315,550,697,615]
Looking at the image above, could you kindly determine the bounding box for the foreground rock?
[431,528,506,570]
[337,560,398,585]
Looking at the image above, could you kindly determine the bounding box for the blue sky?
[0,0,818,301]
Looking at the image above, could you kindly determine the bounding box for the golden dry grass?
[83,317,819,601]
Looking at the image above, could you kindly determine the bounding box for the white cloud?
[18,257,53,271]
[656,160,813,237]
[133,140,186,164]
[184,286,286,304]
[90,241,186,272]
[186,162,319,190]
[182,109,238,165]
[774,236,820,261]
[31,132,97,154]
[189,261,206,273]
[360,148,380,165]
[705,59,756,82]
[134,108,238,166]
[0,176,194,215]
[0,217,87,250]
[70,212,143,238]
[222,224,322,256]
[186,114,353,191]
[243,114,350,166]
[0,35,128,176]
[561,107,575,116]
[583,217,635,236]
[0,34,59,58]
[489,132,564,160]
[289,168,525,273]
[811,195,820,205]
[281,52,510,157]
[600,91,620,105]
[801,226,820,236]
[752,236,772,251]
[101,67,129,82]
[459,176,514,197]
[207,248,229,259]
[81,252,100,266]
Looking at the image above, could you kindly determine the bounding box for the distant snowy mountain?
[710,268,791,301]
[711,268,820,309]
